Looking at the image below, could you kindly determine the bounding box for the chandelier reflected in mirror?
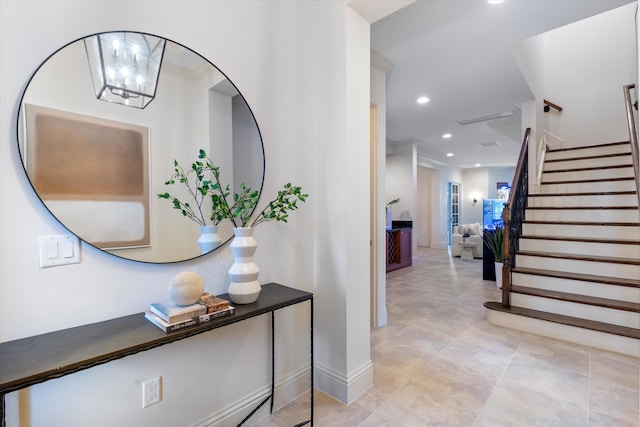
[84,32,166,109]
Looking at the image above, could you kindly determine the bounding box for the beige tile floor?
[257,247,639,426]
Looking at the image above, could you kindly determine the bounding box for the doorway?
[447,182,460,246]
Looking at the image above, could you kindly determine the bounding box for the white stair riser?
[528,193,638,208]
[486,310,639,358]
[544,155,632,171]
[519,238,640,259]
[526,209,639,223]
[512,272,640,303]
[516,254,639,280]
[545,145,631,161]
[522,223,640,240]
[540,180,637,193]
[510,293,639,329]
[541,167,634,183]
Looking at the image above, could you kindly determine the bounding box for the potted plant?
[157,154,232,253]
[160,149,308,304]
[483,226,504,288]
[386,198,400,229]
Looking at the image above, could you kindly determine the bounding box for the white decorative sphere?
[169,272,204,306]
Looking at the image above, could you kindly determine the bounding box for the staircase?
[485,141,640,357]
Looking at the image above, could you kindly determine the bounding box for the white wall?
[416,166,433,247]
[1,1,372,425]
[543,2,637,147]
[371,52,390,328]
[385,141,416,221]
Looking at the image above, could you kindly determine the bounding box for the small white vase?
[227,227,261,304]
[198,225,222,254]
[495,261,503,289]
[386,207,392,229]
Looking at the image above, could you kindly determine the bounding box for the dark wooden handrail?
[500,127,531,307]
[623,84,640,205]
[543,99,563,113]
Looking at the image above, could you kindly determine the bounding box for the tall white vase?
[227,227,261,304]
[198,225,222,254]
[495,261,503,289]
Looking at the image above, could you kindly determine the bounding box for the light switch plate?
[39,235,81,267]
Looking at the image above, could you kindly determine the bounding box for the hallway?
[259,247,639,426]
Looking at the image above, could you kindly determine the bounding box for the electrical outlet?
[142,376,162,408]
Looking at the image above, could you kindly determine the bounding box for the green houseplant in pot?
[483,226,504,288]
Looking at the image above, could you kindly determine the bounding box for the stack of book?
[145,292,234,333]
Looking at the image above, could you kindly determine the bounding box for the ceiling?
[362,0,636,169]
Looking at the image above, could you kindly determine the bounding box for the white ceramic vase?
[227,227,261,304]
[495,261,503,289]
[198,225,222,254]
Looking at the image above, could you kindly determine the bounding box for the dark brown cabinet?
[386,227,412,272]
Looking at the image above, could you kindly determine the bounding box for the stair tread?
[543,164,633,173]
[529,191,637,197]
[517,250,640,265]
[484,302,640,339]
[512,266,640,288]
[527,206,638,210]
[541,176,635,184]
[520,235,640,245]
[524,220,640,226]
[510,285,640,312]
[546,141,630,153]
[545,152,631,163]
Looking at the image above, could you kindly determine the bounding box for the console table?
[0,283,313,427]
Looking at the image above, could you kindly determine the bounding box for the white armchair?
[451,223,483,258]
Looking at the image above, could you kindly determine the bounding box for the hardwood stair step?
[540,167,635,183]
[545,151,631,163]
[510,285,640,313]
[484,302,640,339]
[525,207,639,223]
[529,191,637,197]
[512,266,640,288]
[542,164,633,174]
[540,176,635,185]
[545,142,632,162]
[523,220,640,227]
[527,206,638,210]
[546,141,630,154]
[520,235,640,245]
[516,250,640,265]
[539,179,637,193]
[544,153,633,171]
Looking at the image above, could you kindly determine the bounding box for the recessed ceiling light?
[442,133,452,139]
[417,96,430,104]
[475,163,481,167]
[488,0,504,4]
[446,153,454,157]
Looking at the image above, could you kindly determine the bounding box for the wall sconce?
[470,192,480,205]
[84,32,166,109]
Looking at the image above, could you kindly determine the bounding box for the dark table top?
[0,283,312,394]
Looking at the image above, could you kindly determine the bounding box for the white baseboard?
[314,360,374,404]
[194,365,311,427]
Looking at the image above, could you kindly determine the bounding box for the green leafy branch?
[158,149,308,230]
[250,183,308,228]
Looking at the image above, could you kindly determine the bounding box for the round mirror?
[17,32,265,263]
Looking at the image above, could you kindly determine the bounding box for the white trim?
[193,365,311,427]
[314,360,374,404]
